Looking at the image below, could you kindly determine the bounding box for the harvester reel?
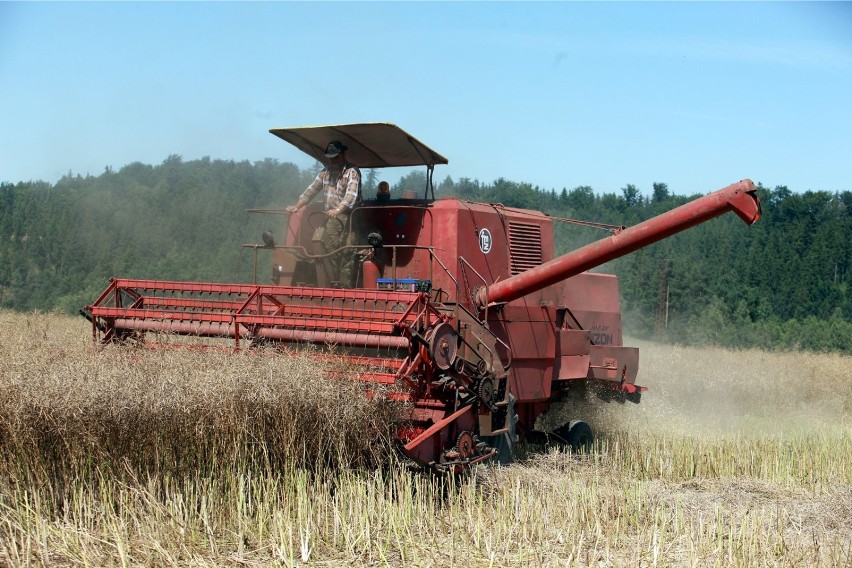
[428,322,458,371]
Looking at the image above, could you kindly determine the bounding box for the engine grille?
[507,222,542,275]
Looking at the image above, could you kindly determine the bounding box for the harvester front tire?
[491,394,518,465]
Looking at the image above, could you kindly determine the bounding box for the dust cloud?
[538,339,852,439]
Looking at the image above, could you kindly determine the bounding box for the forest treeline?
[1,156,850,353]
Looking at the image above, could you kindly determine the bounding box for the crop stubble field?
[0,310,850,567]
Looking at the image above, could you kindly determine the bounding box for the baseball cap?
[324,141,347,158]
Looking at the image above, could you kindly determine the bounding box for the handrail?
[457,256,489,317]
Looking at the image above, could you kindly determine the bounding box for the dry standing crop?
[0,310,850,566]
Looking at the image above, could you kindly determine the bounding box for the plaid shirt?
[297,162,361,214]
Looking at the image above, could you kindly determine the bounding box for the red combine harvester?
[83,123,761,471]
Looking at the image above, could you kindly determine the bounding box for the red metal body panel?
[559,273,625,346]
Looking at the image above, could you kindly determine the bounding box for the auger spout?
[476,179,760,309]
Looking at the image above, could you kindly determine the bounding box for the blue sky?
[1,2,850,196]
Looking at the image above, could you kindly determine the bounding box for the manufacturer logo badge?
[478,228,492,254]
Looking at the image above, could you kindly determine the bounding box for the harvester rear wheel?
[556,420,594,454]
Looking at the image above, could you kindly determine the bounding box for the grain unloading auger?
[83,123,761,472]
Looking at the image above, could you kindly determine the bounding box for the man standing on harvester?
[286,140,361,286]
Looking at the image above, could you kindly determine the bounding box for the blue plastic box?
[377,278,420,291]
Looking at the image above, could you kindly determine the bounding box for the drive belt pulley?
[427,322,458,371]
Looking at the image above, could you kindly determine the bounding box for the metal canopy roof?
[269,123,448,169]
